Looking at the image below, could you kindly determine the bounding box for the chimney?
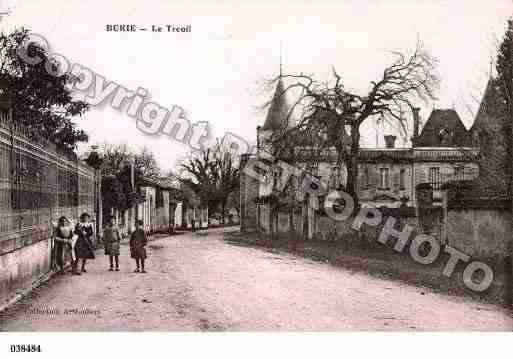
[384,135,396,148]
[412,107,420,147]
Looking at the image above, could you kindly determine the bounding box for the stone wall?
[445,207,512,259]
[315,215,354,240]
[0,229,52,308]
[277,212,291,232]
[139,186,157,233]
[154,191,171,232]
[315,208,418,244]
[257,204,270,233]
[174,202,183,228]
[240,155,259,232]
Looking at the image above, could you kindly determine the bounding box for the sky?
[1,0,512,172]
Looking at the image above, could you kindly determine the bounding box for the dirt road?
[1,228,511,330]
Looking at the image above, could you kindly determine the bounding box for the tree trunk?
[221,202,226,225]
[346,123,360,208]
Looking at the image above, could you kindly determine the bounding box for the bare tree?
[180,139,240,223]
[212,140,240,224]
[265,40,439,205]
[133,146,161,179]
[180,146,218,214]
[98,143,160,178]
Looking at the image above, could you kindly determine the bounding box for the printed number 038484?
[10,345,41,353]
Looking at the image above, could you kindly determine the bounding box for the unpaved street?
[1,228,512,331]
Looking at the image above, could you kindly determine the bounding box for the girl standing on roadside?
[103,216,121,271]
[54,216,77,275]
[74,212,95,273]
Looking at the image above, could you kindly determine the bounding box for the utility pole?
[131,157,137,231]
[86,145,103,243]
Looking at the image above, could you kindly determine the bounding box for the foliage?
[497,18,513,120]
[85,150,103,169]
[496,18,513,193]
[227,188,240,216]
[93,144,161,210]
[101,175,127,210]
[0,28,89,153]
[98,144,160,179]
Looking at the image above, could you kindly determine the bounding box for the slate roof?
[261,78,291,130]
[470,78,508,134]
[416,109,471,147]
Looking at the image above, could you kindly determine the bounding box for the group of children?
[103,217,149,273]
[54,213,95,275]
[54,215,149,274]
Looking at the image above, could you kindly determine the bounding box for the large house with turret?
[240,75,482,240]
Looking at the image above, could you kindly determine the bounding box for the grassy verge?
[224,231,511,308]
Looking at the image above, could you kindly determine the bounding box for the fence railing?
[0,113,96,237]
[427,169,479,190]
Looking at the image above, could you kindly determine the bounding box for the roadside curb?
[0,269,57,315]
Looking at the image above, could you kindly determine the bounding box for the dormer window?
[439,128,454,146]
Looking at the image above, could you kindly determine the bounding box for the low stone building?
[106,176,181,235]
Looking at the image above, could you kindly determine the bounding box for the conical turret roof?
[261,78,290,130]
[470,77,508,133]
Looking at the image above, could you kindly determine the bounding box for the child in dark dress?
[74,212,95,273]
[130,220,148,273]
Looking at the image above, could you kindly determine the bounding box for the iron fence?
[427,169,479,190]
[0,111,96,236]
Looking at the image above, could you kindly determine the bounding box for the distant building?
[138,176,181,234]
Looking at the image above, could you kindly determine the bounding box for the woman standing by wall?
[74,212,95,273]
